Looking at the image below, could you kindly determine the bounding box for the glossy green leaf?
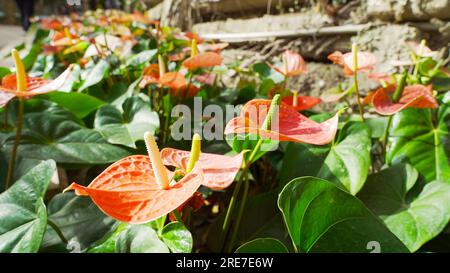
[95,96,159,148]
[278,177,409,253]
[0,160,56,253]
[78,59,109,91]
[41,193,116,252]
[358,164,450,252]
[226,134,278,163]
[160,222,193,253]
[126,49,157,67]
[115,225,169,253]
[37,91,105,119]
[1,100,129,164]
[280,121,371,194]
[387,93,450,182]
[235,238,289,253]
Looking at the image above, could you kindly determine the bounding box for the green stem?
[382,115,393,161]
[225,172,249,253]
[5,99,24,189]
[221,95,281,252]
[352,44,365,121]
[47,219,68,244]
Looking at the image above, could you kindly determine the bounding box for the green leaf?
[126,49,157,67]
[160,222,192,253]
[358,164,450,252]
[87,222,127,253]
[78,60,109,92]
[1,100,129,164]
[278,176,409,253]
[387,94,450,182]
[115,225,169,253]
[41,193,116,251]
[0,67,11,80]
[37,91,105,119]
[280,121,371,194]
[235,238,289,253]
[0,160,56,253]
[95,96,159,148]
[357,164,419,216]
[227,134,278,163]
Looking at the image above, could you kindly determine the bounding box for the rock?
[193,10,334,34]
[366,0,450,22]
[351,24,423,73]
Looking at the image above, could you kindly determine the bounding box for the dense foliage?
[0,9,449,253]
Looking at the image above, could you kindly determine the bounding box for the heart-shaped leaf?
[226,134,278,164]
[41,193,116,252]
[235,238,289,253]
[115,225,169,253]
[387,93,450,182]
[37,91,105,119]
[278,176,409,253]
[160,221,193,253]
[0,160,56,253]
[95,96,159,148]
[358,164,450,252]
[280,121,371,195]
[1,100,129,164]
[126,49,157,67]
[78,59,109,92]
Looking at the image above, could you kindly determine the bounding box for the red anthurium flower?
[282,95,321,111]
[270,50,307,78]
[169,192,205,222]
[64,133,204,224]
[328,51,376,76]
[40,18,63,30]
[183,52,223,70]
[225,99,338,145]
[371,85,438,115]
[161,148,244,190]
[139,64,160,88]
[0,64,73,107]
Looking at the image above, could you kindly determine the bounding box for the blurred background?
[0,0,449,102]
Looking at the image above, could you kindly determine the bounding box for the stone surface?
[366,0,450,22]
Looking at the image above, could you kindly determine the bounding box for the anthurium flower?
[161,147,244,190]
[140,69,200,98]
[183,52,223,70]
[270,50,307,78]
[0,50,73,107]
[225,99,339,145]
[371,84,438,115]
[139,64,160,88]
[328,51,376,76]
[64,133,204,224]
[40,18,63,30]
[282,94,321,111]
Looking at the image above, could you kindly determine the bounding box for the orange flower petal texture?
[271,50,307,77]
[158,72,187,90]
[224,99,338,145]
[0,64,73,107]
[161,148,244,190]
[372,85,438,115]
[64,155,203,224]
[183,52,223,70]
[328,51,376,76]
[281,95,321,111]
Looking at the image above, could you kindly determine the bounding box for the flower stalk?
[352,43,365,121]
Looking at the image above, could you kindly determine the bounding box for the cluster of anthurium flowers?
[326,41,438,118]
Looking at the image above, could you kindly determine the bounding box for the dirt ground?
[0,25,25,66]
